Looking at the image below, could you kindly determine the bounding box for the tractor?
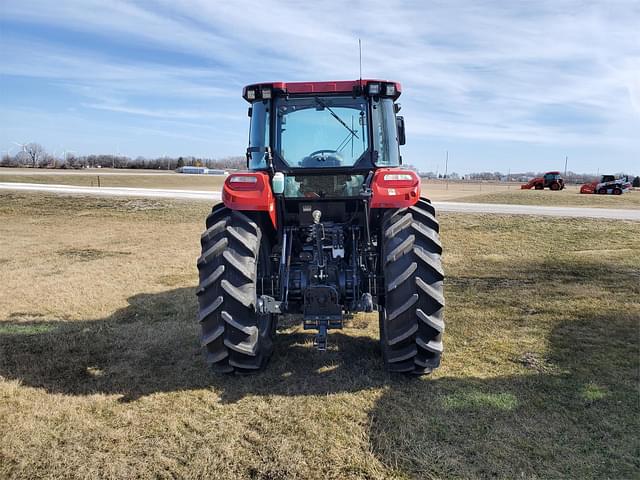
[521,171,565,190]
[197,80,444,375]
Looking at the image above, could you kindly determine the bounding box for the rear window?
[284,174,365,198]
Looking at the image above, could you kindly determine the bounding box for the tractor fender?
[222,172,277,228]
[370,168,421,209]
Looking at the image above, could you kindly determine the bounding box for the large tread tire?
[196,204,274,374]
[380,197,445,375]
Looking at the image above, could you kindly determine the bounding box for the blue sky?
[1,0,638,174]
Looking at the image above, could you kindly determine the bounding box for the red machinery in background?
[580,175,632,195]
[521,171,565,190]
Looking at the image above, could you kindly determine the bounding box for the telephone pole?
[445,150,449,190]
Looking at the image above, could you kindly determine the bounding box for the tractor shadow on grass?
[0,286,389,401]
[365,256,640,478]
[367,311,639,478]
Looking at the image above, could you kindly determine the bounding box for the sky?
[1,0,638,174]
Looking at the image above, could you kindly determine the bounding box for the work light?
[384,83,396,96]
[367,82,380,96]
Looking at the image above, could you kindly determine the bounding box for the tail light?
[227,174,259,190]
[370,168,421,208]
[380,173,415,184]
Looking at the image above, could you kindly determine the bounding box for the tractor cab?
[243,80,406,200]
[543,171,564,190]
[543,172,562,183]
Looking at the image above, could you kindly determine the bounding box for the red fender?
[222,172,277,228]
[370,168,421,209]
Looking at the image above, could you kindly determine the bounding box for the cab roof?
[242,79,402,101]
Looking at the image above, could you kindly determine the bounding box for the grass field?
[2,169,638,208]
[0,169,225,191]
[1,193,639,479]
[447,186,640,209]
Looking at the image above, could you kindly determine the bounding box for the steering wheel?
[299,150,343,168]
[308,149,338,158]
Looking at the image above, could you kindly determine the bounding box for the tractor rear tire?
[613,188,622,195]
[196,204,274,374]
[379,197,445,375]
[550,182,560,191]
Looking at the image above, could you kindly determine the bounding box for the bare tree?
[22,143,46,167]
[1,153,15,167]
[40,153,56,168]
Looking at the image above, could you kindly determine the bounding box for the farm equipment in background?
[196,79,444,375]
[520,171,565,190]
[580,175,632,195]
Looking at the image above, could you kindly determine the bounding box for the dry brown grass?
[1,192,639,479]
[0,170,225,191]
[448,184,640,208]
[3,171,638,209]
[421,179,521,200]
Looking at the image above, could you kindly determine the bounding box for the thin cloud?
[1,0,638,168]
[82,102,240,121]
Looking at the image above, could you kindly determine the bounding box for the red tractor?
[197,80,444,375]
[521,171,565,190]
[580,175,631,195]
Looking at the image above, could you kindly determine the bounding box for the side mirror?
[396,116,406,145]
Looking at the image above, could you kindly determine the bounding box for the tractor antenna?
[358,38,362,85]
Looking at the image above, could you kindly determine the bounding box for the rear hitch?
[314,324,329,351]
[303,285,343,351]
[304,317,343,351]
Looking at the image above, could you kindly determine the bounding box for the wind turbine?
[12,141,27,152]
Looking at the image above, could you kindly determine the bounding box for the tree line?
[1,143,245,171]
[1,143,637,185]
[416,169,638,185]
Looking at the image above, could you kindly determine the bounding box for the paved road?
[432,201,640,220]
[0,169,182,176]
[1,182,638,220]
[0,182,222,200]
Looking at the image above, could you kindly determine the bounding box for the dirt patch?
[120,199,169,211]
[57,248,131,262]
[514,351,555,373]
[157,273,195,287]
